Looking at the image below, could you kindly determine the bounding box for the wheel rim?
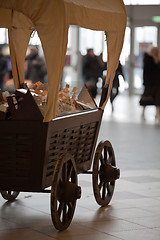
[51,154,80,231]
[1,191,19,201]
[93,140,116,206]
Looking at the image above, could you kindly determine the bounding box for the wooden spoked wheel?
[0,191,20,201]
[51,154,81,231]
[93,140,120,206]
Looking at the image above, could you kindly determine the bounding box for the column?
[128,20,135,96]
[70,25,83,90]
[157,25,160,50]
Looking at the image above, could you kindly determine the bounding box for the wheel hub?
[100,164,120,182]
[57,182,81,202]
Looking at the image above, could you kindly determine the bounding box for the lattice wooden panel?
[46,122,98,178]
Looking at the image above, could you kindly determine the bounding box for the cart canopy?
[0,0,127,122]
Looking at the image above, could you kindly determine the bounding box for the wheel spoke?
[102,183,107,200]
[98,181,103,190]
[104,146,107,163]
[67,202,74,215]
[68,201,72,210]
[58,202,64,216]
[107,182,111,194]
[100,154,105,165]
[108,155,112,165]
[62,203,67,223]
[62,162,67,182]
[67,164,73,180]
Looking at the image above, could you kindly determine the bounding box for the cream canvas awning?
[0,0,127,122]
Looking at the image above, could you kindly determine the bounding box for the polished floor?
[0,93,160,240]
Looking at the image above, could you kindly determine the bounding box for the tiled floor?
[0,92,160,240]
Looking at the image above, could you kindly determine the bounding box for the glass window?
[79,28,104,55]
[29,31,41,45]
[0,28,8,44]
[134,26,157,89]
[119,27,131,86]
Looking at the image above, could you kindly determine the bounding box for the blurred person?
[110,61,125,112]
[97,52,107,88]
[0,46,8,91]
[154,56,160,124]
[25,46,47,84]
[82,48,102,98]
[97,52,106,79]
[140,45,160,122]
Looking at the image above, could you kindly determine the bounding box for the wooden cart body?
[0,109,102,192]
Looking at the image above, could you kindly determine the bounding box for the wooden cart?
[0,0,126,231]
